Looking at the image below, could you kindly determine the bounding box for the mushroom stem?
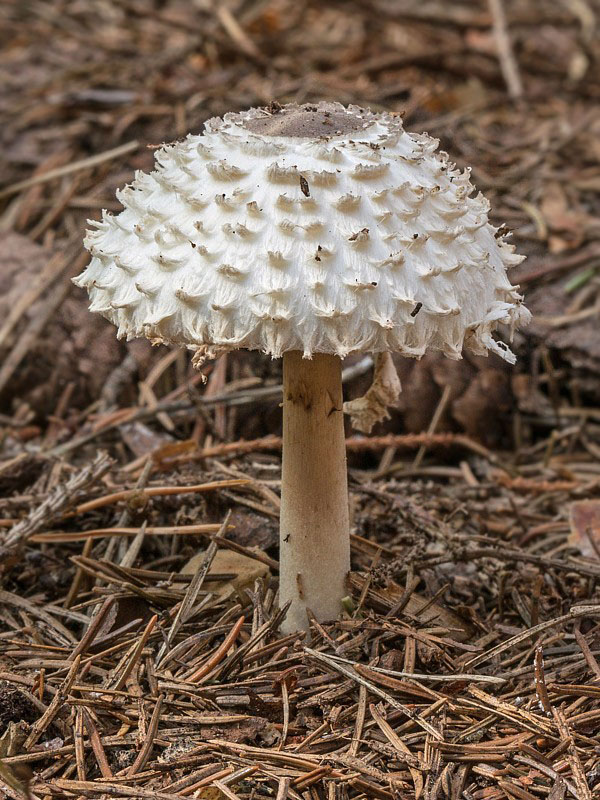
[279,351,350,632]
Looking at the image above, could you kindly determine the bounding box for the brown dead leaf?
[181,548,270,603]
[120,421,174,459]
[569,501,600,559]
[540,181,589,252]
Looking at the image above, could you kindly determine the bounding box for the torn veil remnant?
[343,352,402,434]
[75,101,530,632]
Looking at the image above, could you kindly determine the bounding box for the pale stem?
[279,351,351,632]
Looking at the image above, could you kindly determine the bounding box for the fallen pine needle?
[31,523,228,543]
[73,479,249,514]
[187,615,245,683]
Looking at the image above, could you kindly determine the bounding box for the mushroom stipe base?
[279,351,351,633]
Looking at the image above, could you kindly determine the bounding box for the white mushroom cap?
[75,102,530,362]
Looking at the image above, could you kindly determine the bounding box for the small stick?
[0,588,77,645]
[119,521,147,569]
[369,703,421,770]
[0,254,86,398]
[214,3,265,62]
[163,764,225,793]
[487,0,524,100]
[0,140,139,199]
[2,451,113,550]
[212,780,243,800]
[74,479,248,514]
[412,384,452,470]
[275,777,291,800]
[182,766,234,793]
[0,252,67,347]
[293,766,331,790]
[279,678,291,749]
[212,533,279,571]
[573,621,600,679]
[36,669,45,702]
[31,522,226,543]
[305,647,442,740]
[551,707,592,800]
[465,605,600,668]
[349,684,368,757]
[52,780,184,800]
[48,358,374,459]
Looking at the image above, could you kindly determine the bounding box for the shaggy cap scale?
[75,102,530,362]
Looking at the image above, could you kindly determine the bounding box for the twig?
[47,357,374,459]
[52,781,185,800]
[533,648,552,714]
[412,384,453,470]
[82,708,113,778]
[68,597,116,662]
[213,2,265,62]
[487,0,524,100]
[0,141,139,199]
[30,522,226,543]
[110,614,158,690]
[74,479,248,515]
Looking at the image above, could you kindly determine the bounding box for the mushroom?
[74,102,530,633]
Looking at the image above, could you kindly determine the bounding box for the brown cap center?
[241,103,373,138]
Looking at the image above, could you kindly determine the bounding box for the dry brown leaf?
[569,501,600,559]
[540,181,589,252]
[181,548,270,603]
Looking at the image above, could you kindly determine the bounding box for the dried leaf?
[540,181,589,252]
[181,548,270,603]
[569,501,600,559]
[120,421,174,458]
